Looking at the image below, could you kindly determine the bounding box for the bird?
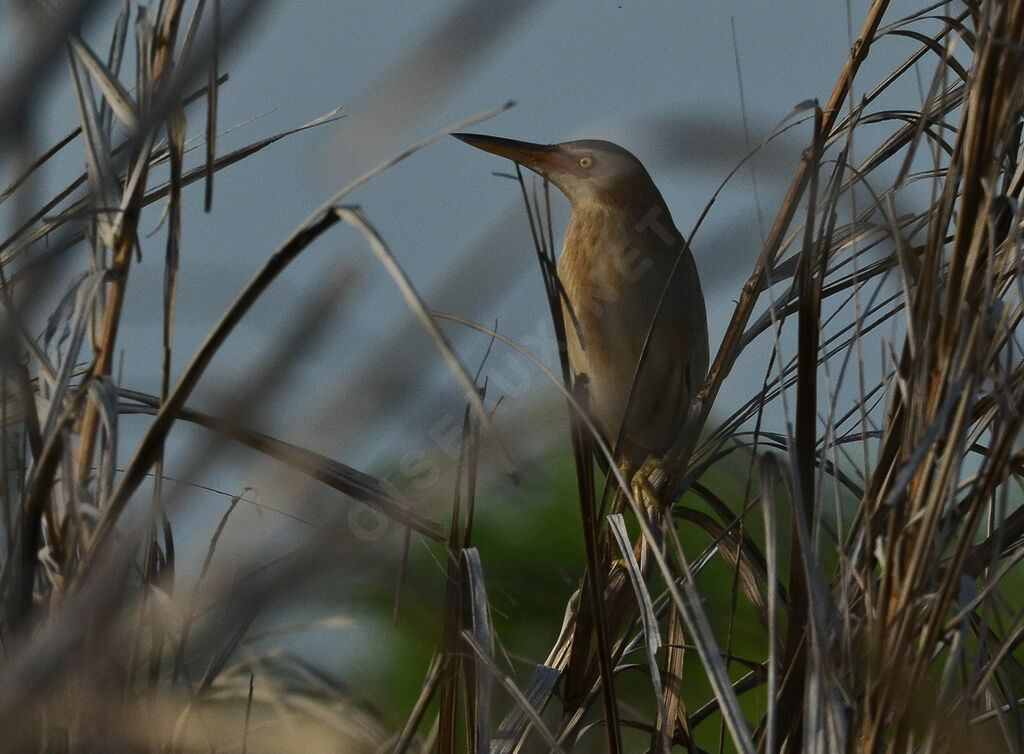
[454,133,709,471]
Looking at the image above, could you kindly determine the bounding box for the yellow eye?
[578,155,593,169]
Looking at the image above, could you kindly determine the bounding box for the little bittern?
[455,133,709,468]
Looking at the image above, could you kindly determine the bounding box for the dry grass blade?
[673,498,773,622]
[4,377,89,631]
[759,453,783,753]
[100,1,131,132]
[461,548,493,752]
[68,34,138,130]
[38,271,104,438]
[67,45,120,248]
[117,389,444,541]
[392,654,445,753]
[607,513,666,714]
[459,632,567,754]
[776,105,828,752]
[334,205,517,479]
[202,0,220,210]
[658,522,758,754]
[490,664,562,754]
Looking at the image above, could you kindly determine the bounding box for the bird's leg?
[630,456,668,572]
[603,458,661,593]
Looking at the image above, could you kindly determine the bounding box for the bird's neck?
[565,191,681,263]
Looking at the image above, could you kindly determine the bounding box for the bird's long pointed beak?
[453,133,574,178]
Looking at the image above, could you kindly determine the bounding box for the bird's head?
[454,133,659,210]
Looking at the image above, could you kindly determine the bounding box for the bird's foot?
[630,456,668,511]
[629,457,669,573]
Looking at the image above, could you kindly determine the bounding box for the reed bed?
[2,1,1023,752]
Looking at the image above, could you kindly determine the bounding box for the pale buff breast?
[557,203,708,464]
